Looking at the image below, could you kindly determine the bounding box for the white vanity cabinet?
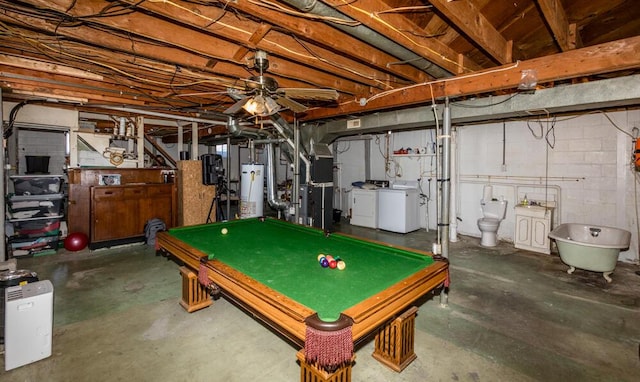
[514,205,553,254]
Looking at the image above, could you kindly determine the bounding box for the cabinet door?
[91,187,140,242]
[140,185,173,230]
[531,217,551,251]
[68,184,90,236]
[515,215,531,247]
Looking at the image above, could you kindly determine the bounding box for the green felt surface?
[168,218,434,322]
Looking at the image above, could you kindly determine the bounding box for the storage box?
[7,194,64,219]
[7,216,63,238]
[8,235,59,258]
[10,175,64,195]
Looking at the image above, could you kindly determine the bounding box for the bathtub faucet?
[589,227,601,238]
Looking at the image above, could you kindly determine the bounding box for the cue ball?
[337,261,346,270]
[221,228,228,235]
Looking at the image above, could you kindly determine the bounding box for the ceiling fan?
[224,50,339,117]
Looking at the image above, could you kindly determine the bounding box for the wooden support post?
[297,350,354,382]
[179,266,213,313]
[372,306,419,372]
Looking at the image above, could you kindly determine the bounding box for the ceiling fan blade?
[227,87,248,101]
[275,96,308,113]
[224,97,250,114]
[279,88,339,101]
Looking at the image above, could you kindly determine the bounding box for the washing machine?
[377,181,420,233]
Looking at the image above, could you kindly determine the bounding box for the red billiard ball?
[329,260,337,269]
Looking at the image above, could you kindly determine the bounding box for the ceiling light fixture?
[242,94,281,116]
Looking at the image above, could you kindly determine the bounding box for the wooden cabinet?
[68,168,176,248]
[90,184,174,245]
[514,206,553,254]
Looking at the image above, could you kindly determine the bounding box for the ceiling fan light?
[243,96,263,115]
[264,96,280,114]
[242,95,280,116]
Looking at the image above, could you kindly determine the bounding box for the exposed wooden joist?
[428,0,512,64]
[0,54,103,80]
[226,0,430,84]
[301,36,640,120]
[120,0,406,92]
[232,24,272,62]
[320,0,482,74]
[536,0,573,51]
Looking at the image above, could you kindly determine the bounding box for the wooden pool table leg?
[179,266,213,313]
[297,350,354,382]
[371,306,419,372]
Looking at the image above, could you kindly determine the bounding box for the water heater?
[240,163,264,218]
[4,280,54,371]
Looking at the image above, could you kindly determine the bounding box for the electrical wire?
[452,93,520,108]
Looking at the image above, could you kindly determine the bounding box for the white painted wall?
[336,109,640,263]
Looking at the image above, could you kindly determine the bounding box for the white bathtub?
[548,223,631,282]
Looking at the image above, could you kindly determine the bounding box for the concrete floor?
[2,220,639,381]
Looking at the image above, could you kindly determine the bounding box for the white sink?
[514,205,549,218]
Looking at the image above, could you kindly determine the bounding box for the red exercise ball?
[64,232,89,251]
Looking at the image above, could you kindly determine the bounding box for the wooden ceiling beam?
[536,0,573,51]
[122,0,397,93]
[301,36,640,120]
[0,10,249,80]
[226,0,430,84]
[0,54,103,81]
[320,0,481,74]
[428,0,512,64]
[0,8,365,102]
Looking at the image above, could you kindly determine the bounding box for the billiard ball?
[317,254,325,261]
[320,258,329,268]
[221,228,228,235]
[329,260,337,269]
[325,255,334,261]
[337,261,346,270]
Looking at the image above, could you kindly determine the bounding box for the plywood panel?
[177,160,216,226]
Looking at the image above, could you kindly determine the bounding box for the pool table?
[157,217,448,381]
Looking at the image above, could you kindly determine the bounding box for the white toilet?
[477,198,508,247]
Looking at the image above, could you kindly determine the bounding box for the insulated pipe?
[441,98,451,259]
[266,143,290,212]
[449,129,458,242]
[281,0,451,79]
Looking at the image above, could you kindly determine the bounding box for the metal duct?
[266,143,290,212]
[281,0,451,79]
[226,116,268,139]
